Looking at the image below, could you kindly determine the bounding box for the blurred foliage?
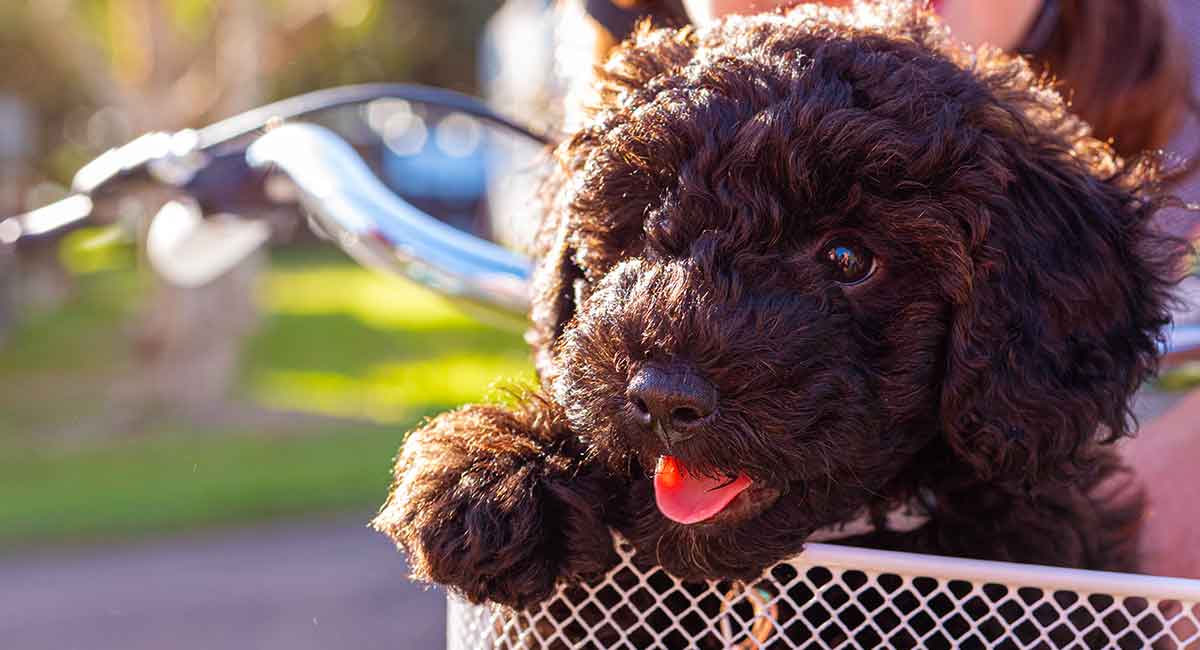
[0,249,532,546]
[0,0,499,184]
[266,0,499,99]
[0,0,530,546]
[1155,363,1200,392]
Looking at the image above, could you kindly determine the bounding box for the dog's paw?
[373,406,617,608]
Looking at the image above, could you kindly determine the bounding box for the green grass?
[0,423,417,547]
[244,253,534,421]
[0,246,533,548]
[0,258,142,375]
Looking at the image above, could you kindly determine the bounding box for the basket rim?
[447,539,1200,649]
[783,542,1200,601]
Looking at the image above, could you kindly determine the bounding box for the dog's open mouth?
[654,455,755,524]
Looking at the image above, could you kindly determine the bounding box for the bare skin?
[681,0,1200,579]
[679,0,1042,50]
[1125,391,1200,579]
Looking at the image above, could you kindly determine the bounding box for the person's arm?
[679,0,1040,50]
[1125,391,1200,578]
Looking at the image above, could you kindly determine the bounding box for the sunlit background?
[3,1,1200,649]
[0,1,551,647]
[0,0,539,524]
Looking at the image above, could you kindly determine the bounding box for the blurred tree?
[0,0,498,425]
[0,0,497,180]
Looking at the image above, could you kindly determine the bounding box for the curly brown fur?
[372,397,623,607]
[375,1,1185,610]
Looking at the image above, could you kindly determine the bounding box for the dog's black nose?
[627,365,717,444]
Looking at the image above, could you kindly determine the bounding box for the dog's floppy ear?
[939,144,1182,487]
[528,206,584,387]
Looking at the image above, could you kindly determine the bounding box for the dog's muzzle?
[626,363,718,447]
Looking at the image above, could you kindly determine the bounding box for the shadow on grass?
[0,270,143,375]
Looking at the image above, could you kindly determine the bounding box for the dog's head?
[531,3,1181,578]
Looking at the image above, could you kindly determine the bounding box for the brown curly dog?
[374,1,1184,613]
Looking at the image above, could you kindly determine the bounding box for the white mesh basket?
[446,535,1200,649]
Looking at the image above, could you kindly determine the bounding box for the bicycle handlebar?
[0,83,551,245]
[246,122,532,331]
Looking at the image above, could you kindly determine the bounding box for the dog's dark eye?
[821,240,876,286]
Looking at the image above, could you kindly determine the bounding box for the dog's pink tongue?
[654,456,752,524]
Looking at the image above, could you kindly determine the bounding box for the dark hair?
[585,0,1197,158]
[582,0,688,58]
[1026,0,1196,157]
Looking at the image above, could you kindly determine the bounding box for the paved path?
[0,514,446,650]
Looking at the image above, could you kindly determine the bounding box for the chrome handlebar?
[246,123,532,331]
